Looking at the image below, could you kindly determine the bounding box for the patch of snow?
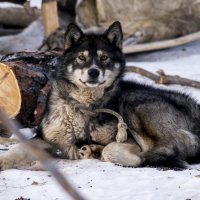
[0,159,200,200]
[127,54,200,80]
[0,2,22,8]
[0,1,42,9]
[125,40,200,62]
[30,0,42,9]
[10,128,35,140]
[0,20,44,53]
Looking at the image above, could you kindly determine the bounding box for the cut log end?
[0,63,21,118]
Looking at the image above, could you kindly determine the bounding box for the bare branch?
[127,66,200,89]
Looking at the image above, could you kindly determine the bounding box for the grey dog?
[0,21,200,170]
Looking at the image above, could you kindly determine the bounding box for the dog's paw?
[78,145,93,159]
[116,122,127,143]
[78,144,104,159]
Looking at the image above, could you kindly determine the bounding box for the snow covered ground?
[1,159,200,200]
[1,42,200,200]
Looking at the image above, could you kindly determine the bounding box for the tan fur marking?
[67,64,73,73]
[76,50,89,64]
[83,50,89,57]
[114,63,120,69]
[97,50,103,56]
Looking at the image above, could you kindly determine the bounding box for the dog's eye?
[78,55,86,61]
[100,55,108,61]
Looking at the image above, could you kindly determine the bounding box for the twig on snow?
[127,66,200,89]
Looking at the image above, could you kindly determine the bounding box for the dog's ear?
[106,21,123,49]
[64,23,83,49]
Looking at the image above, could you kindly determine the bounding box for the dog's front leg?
[41,120,80,160]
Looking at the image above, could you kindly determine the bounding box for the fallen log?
[1,50,62,126]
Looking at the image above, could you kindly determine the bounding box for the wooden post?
[41,0,59,39]
[96,0,107,22]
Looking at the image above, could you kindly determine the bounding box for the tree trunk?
[0,50,63,126]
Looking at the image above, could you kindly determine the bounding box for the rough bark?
[1,50,63,126]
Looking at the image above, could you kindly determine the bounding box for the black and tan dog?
[1,21,200,170]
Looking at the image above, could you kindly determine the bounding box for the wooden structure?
[42,0,60,39]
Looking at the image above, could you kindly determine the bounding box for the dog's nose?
[88,68,100,79]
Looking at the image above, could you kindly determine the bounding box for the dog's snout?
[88,68,100,79]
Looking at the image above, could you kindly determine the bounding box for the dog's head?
[57,21,125,89]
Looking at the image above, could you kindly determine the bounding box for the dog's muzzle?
[79,67,105,87]
[88,68,100,82]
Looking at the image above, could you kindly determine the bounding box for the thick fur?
[1,21,200,170]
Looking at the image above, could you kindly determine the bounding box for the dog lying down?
[1,21,200,170]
